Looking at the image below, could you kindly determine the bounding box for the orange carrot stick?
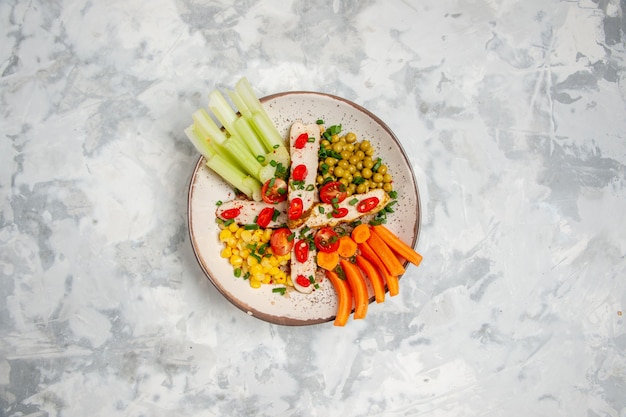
[355,255,385,303]
[317,251,339,271]
[337,235,358,258]
[359,241,400,296]
[366,227,406,276]
[371,225,423,267]
[351,223,371,244]
[325,269,352,326]
[339,258,369,319]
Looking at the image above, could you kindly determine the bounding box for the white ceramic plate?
[188,92,420,326]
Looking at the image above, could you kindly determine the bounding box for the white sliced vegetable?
[289,227,318,294]
[305,189,390,228]
[287,121,321,228]
[215,200,287,227]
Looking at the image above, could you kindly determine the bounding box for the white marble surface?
[1,0,625,416]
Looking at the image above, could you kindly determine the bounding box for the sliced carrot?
[351,223,371,244]
[337,235,358,258]
[325,269,352,326]
[359,241,400,296]
[371,225,423,267]
[317,250,339,271]
[355,255,385,303]
[366,228,406,276]
[339,258,369,319]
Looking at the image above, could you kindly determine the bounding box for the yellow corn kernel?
[262,229,272,242]
[228,222,239,233]
[286,275,293,287]
[247,256,259,266]
[268,256,279,267]
[250,264,263,276]
[220,247,232,258]
[240,248,250,259]
[240,229,253,243]
[253,229,263,240]
[235,228,243,238]
[219,229,232,242]
[249,278,262,289]
[229,255,243,267]
[226,236,237,247]
[262,274,271,284]
[274,273,286,284]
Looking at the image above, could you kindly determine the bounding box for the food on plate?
[185,77,422,326]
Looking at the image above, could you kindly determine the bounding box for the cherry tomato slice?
[294,239,309,263]
[294,133,309,149]
[331,207,348,218]
[220,208,240,219]
[256,207,275,228]
[261,178,288,204]
[314,227,340,253]
[292,164,308,181]
[288,198,303,220]
[356,196,380,213]
[270,228,294,256]
[295,274,311,287]
[319,181,347,205]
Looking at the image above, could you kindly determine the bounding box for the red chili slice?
[294,133,309,149]
[356,196,379,213]
[292,164,308,181]
[295,274,311,287]
[220,208,240,219]
[288,198,303,220]
[331,207,348,218]
[294,239,309,263]
[256,207,275,228]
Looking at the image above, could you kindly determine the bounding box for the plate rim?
[187,90,421,326]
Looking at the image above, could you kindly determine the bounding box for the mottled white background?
[1,0,625,416]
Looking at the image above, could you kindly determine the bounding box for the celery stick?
[205,153,261,201]
[227,90,251,119]
[211,90,269,162]
[192,109,227,146]
[233,117,267,158]
[235,78,286,149]
[250,112,290,164]
[184,126,216,160]
[208,90,238,135]
[222,136,264,181]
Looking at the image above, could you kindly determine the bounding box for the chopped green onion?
[316,119,324,125]
[372,157,382,172]
[287,232,295,241]
[216,200,223,206]
[272,287,286,295]
[234,268,242,277]
[306,184,314,191]
[244,224,259,230]
[256,155,266,163]
[389,190,398,199]
[349,198,358,205]
[223,219,235,227]
[307,136,315,143]
[353,176,365,185]
[318,206,325,214]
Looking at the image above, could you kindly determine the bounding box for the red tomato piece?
[220,208,240,219]
[294,239,309,263]
[294,133,309,149]
[319,181,347,204]
[256,207,275,228]
[261,178,288,204]
[288,198,303,220]
[295,274,311,287]
[356,196,380,213]
[270,228,294,256]
[331,207,348,218]
[292,164,308,181]
[314,227,340,253]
